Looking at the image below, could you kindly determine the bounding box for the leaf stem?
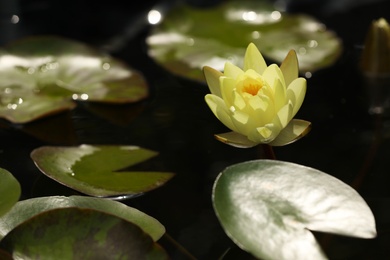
[261,144,276,160]
[162,233,197,260]
[351,113,382,190]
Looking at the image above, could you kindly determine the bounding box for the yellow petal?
[205,94,238,132]
[248,123,278,143]
[245,68,263,79]
[231,110,250,135]
[214,131,259,148]
[280,49,299,86]
[277,100,294,128]
[287,77,307,117]
[220,76,236,108]
[262,64,286,91]
[248,94,274,125]
[258,126,273,139]
[244,43,267,74]
[224,62,243,79]
[247,94,266,111]
[232,89,246,110]
[273,77,287,112]
[203,66,223,97]
[268,119,311,146]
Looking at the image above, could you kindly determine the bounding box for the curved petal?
[231,110,250,135]
[248,123,280,143]
[273,77,287,112]
[224,62,243,79]
[214,131,259,148]
[258,86,276,123]
[220,76,237,108]
[287,77,307,117]
[244,68,263,79]
[205,94,238,132]
[244,43,267,75]
[248,113,285,143]
[262,64,286,91]
[280,49,299,87]
[268,119,312,146]
[203,66,223,97]
[277,100,294,128]
[247,95,270,124]
[232,89,246,110]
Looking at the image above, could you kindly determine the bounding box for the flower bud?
[361,18,390,76]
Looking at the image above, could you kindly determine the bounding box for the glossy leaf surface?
[31,145,174,198]
[0,207,168,259]
[0,168,20,217]
[0,195,165,241]
[0,36,148,123]
[147,0,342,82]
[213,160,376,260]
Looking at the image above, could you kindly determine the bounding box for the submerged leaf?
[213,160,376,260]
[0,207,168,259]
[0,168,21,217]
[0,195,165,241]
[0,36,148,123]
[30,145,174,198]
[147,0,342,82]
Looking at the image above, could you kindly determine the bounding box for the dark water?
[1,0,390,259]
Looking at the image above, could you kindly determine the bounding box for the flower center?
[243,82,262,96]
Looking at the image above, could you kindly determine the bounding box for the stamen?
[243,83,261,96]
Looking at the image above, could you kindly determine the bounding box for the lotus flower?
[204,43,311,148]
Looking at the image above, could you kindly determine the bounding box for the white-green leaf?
[0,195,165,241]
[147,1,342,82]
[212,159,376,260]
[0,36,149,123]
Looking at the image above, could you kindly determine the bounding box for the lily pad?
[0,195,165,241]
[0,168,21,217]
[146,0,342,82]
[212,159,376,260]
[0,36,148,123]
[0,207,168,259]
[30,145,174,198]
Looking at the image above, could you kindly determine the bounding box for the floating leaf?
[0,195,165,241]
[147,0,342,82]
[0,168,21,217]
[31,145,174,198]
[0,207,168,259]
[212,159,376,260]
[0,36,148,123]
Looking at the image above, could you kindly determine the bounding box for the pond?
[1,0,390,259]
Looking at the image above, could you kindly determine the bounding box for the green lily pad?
[30,145,174,198]
[0,207,168,259]
[0,36,148,123]
[0,195,165,241]
[146,0,342,82]
[0,168,21,217]
[212,159,376,260]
